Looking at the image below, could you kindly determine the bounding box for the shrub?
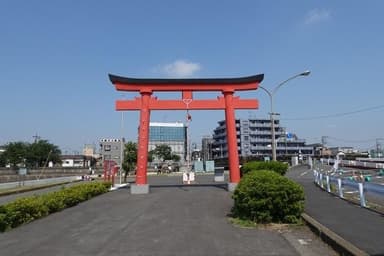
[4,196,49,228]
[241,161,289,176]
[0,181,110,232]
[0,205,9,232]
[232,170,304,224]
[41,192,66,213]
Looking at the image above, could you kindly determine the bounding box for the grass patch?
[229,217,304,230]
[229,217,258,228]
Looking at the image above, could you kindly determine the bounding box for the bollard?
[358,183,366,207]
[326,175,331,192]
[319,173,323,188]
[316,171,320,185]
[338,178,343,198]
[313,170,318,184]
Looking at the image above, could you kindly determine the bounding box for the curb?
[302,213,369,256]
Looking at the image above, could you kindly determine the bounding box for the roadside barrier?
[313,169,384,208]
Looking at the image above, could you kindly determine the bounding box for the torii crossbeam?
[109,73,264,193]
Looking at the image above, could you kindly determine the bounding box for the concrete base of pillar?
[130,184,150,194]
[227,182,238,192]
[214,168,225,182]
[214,175,225,182]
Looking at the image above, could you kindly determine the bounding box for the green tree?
[150,144,181,172]
[0,153,5,167]
[122,142,137,183]
[2,140,61,169]
[26,140,61,168]
[151,144,181,162]
[151,144,172,161]
[2,142,29,169]
[171,154,181,162]
[147,150,154,162]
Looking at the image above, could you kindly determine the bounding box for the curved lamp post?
[259,71,311,161]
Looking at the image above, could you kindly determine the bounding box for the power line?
[283,104,384,120]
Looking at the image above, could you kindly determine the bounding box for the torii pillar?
[137,90,152,185]
[109,74,264,193]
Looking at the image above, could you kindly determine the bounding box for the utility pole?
[120,111,124,184]
[33,133,41,143]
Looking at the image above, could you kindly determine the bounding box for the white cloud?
[157,60,201,78]
[304,9,331,25]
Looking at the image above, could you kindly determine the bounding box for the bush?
[232,170,304,224]
[0,206,9,232]
[241,161,289,176]
[0,181,110,232]
[4,196,49,228]
[41,192,66,213]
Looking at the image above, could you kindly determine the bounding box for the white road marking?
[298,239,312,245]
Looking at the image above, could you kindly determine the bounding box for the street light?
[120,111,124,184]
[259,70,310,161]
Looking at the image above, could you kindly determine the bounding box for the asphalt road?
[287,165,384,255]
[0,174,336,256]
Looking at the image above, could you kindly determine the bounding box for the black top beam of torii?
[109,73,264,92]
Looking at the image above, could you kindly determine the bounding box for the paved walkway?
[287,165,384,255]
[0,175,335,256]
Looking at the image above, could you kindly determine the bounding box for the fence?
[313,169,384,208]
[320,158,384,169]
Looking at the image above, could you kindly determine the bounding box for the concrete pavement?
[0,174,336,256]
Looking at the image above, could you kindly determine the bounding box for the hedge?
[241,161,289,176]
[232,170,304,224]
[0,181,111,232]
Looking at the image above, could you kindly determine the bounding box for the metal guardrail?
[313,170,384,208]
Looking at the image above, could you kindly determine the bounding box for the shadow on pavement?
[149,183,228,191]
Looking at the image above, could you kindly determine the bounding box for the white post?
[308,156,313,169]
[326,175,331,192]
[319,173,323,188]
[338,178,343,198]
[314,170,319,185]
[358,183,366,207]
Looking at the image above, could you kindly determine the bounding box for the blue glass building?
[149,122,187,162]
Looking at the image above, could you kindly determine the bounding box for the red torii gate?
[109,74,264,193]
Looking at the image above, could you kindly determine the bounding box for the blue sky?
[1,1,384,153]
